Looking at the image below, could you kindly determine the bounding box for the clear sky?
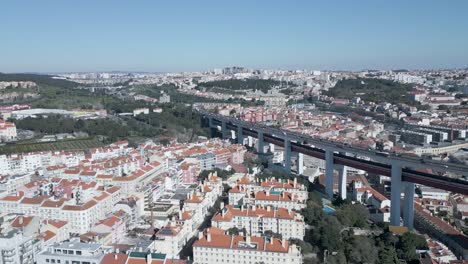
[1,0,467,73]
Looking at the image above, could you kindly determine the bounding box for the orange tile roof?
[238,175,252,185]
[41,198,69,208]
[0,194,24,201]
[194,229,289,253]
[12,216,35,228]
[91,189,108,199]
[62,200,97,211]
[45,219,68,229]
[98,215,122,227]
[106,186,120,193]
[21,195,49,204]
[255,191,293,202]
[181,211,193,220]
[38,230,56,241]
[101,253,128,264]
[212,205,294,222]
[96,174,113,179]
[185,194,203,203]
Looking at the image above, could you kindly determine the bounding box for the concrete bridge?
[197,110,468,230]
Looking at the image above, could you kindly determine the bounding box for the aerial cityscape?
[1,1,468,264]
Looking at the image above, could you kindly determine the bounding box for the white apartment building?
[229,188,306,211]
[133,108,149,116]
[0,173,32,195]
[420,186,449,201]
[36,240,106,264]
[151,222,190,259]
[241,177,309,202]
[0,151,85,176]
[0,180,121,234]
[193,228,302,264]
[352,181,391,223]
[211,205,305,239]
[0,229,40,264]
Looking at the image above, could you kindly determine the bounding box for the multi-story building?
[0,173,32,195]
[229,177,307,211]
[352,181,391,223]
[151,222,190,259]
[196,153,216,171]
[211,204,305,239]
[420,186,449,201]
[398,130,432,145]
[89,215,126,244]
[415,128,448,142]
[0,229,39,264]
[193,228,302,264]
[36,240,106,264]
[0,119,17,142]
[0,179,122,234]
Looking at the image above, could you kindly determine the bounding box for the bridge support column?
[221,122,228,139]
[230,130,236,140]
[237,126,244,145]
[297,152,304,175]
[390,163,402,226]
[284,139,291,173]
[269,143,275,153]
[248,136,253,148]
[338,165,347,200]
[403,182,415,231]
[208,117,213,127]
[257,132,265,153]
[325,150,334,199]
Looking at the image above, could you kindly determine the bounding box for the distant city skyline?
[1,0,468,73]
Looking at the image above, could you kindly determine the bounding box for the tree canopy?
[324,78,416,105]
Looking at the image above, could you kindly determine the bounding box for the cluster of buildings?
[190,174,306,264]
[0,81,37,90]
[0,138,252,263]
[228,105,386,155]
[134,92,171,104]
[0,103,108,123]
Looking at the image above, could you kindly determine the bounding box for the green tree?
[396,232,428,262]
[378,246,398,264]
[346,236,378,264]
[336,204,370,228]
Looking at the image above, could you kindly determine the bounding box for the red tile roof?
[12,216,35,228]
[101,253,128,264]
[194,229,289,253]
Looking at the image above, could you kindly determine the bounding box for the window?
[76,251,82,255]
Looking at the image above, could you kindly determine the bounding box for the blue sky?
[1,0,467,72]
